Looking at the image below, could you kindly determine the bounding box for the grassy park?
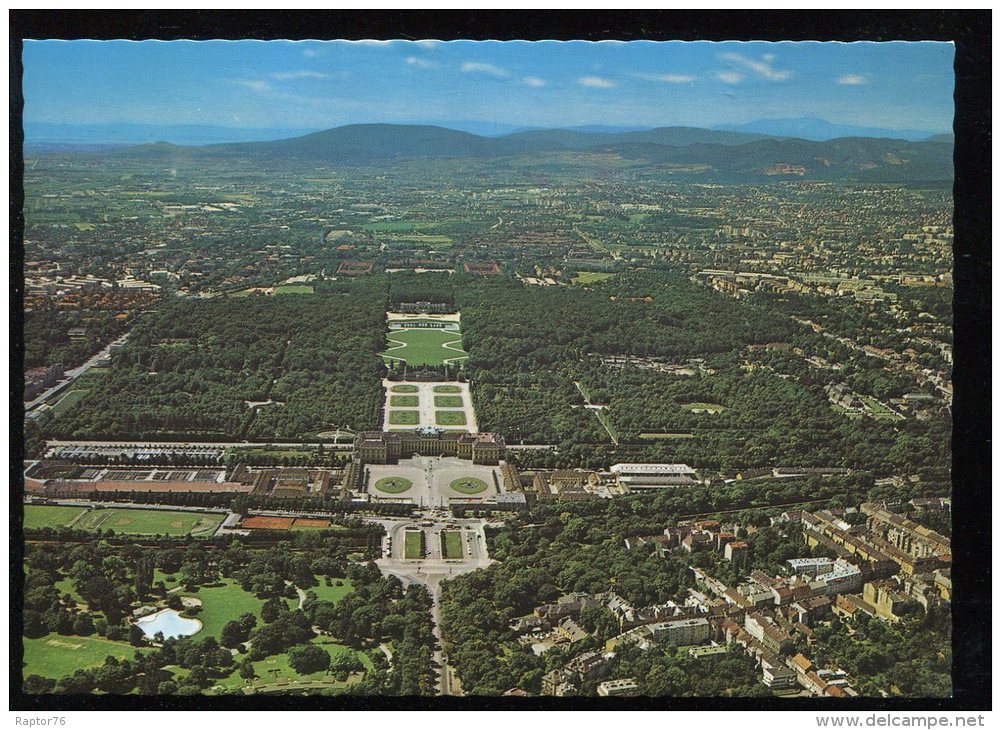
[449,477,488,495]
[382,328,468,367]
[434,395,464,408]
[435,411,467,426]
[432,384,461,393]
[374,477,413,494]
[178,579,268,640]
[22,634,150,680]
[390,384,419,393]
[404,530,424,560]
[390,395,419,407]
[388,410,420,425]
[442,531,464,560]
[213,637,373,693]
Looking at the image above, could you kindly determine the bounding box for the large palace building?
[353,428,504,465]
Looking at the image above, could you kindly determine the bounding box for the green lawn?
[303,577,355,605]
[49,388,90,416]
[54,575,84,604]
[432,385,462,393]
[153,569,182,592]
[390,395,419,407]
[74,508,224,537]
[390,384,419,393]
[23,633,149,680]
[388,410,420,425]
[639,432,696,440]
[212,637,372,693]
[382,328,468,366]
[179,579,268,640]
[449,477,487,495]
[273,285,314,295]
[374,477,413,494]
[572,272,616,284]
[436,411,467,427]
[404,531,424,560]
[23,504,87,530]
[434,395,464,408]
[442,531,464,560]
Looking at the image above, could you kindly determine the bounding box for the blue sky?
[22,40,955,132]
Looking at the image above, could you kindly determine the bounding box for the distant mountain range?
[94,123,952,183]
[22,122,320,147]
[713,117,943,143]
[24,117,946,147]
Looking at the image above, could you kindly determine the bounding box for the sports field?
[390,395,419,407]
[449,477,488,495]
[442,531,464,560]
[572,272,616,284]
[73,508,224,537]
[436,410,467,426]
[23,504,87,530]
[49,388,90,416]
[434,395,464,408]
[404,530,424,560]
[388,410,419,425]
[382,328,468,367]
[23,633,150,680]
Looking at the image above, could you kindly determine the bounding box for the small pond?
[133,609,202,640]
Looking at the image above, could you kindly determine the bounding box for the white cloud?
[235,79,271,93]
[522,76,546,87]
[635,72,696,84]
[461,61,509,78]
[579,76,616,88]
[837,73,869,85]
[415,40,442,49]
[721,52,793,81]
[716,71,744,85]
[406,56,440,69]
[271,70,329,81]
[302,49,319,58]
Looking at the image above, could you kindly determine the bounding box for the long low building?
[354,428,504,465]
[609,462,699,489]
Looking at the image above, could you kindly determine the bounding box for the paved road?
[26,332,132,411]
[366,514,491,696]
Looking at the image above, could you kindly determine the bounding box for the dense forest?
[44,282,386,440]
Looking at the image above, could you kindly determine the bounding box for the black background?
[9,9,991,712]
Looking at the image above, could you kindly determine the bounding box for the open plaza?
[365,455,501,508]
